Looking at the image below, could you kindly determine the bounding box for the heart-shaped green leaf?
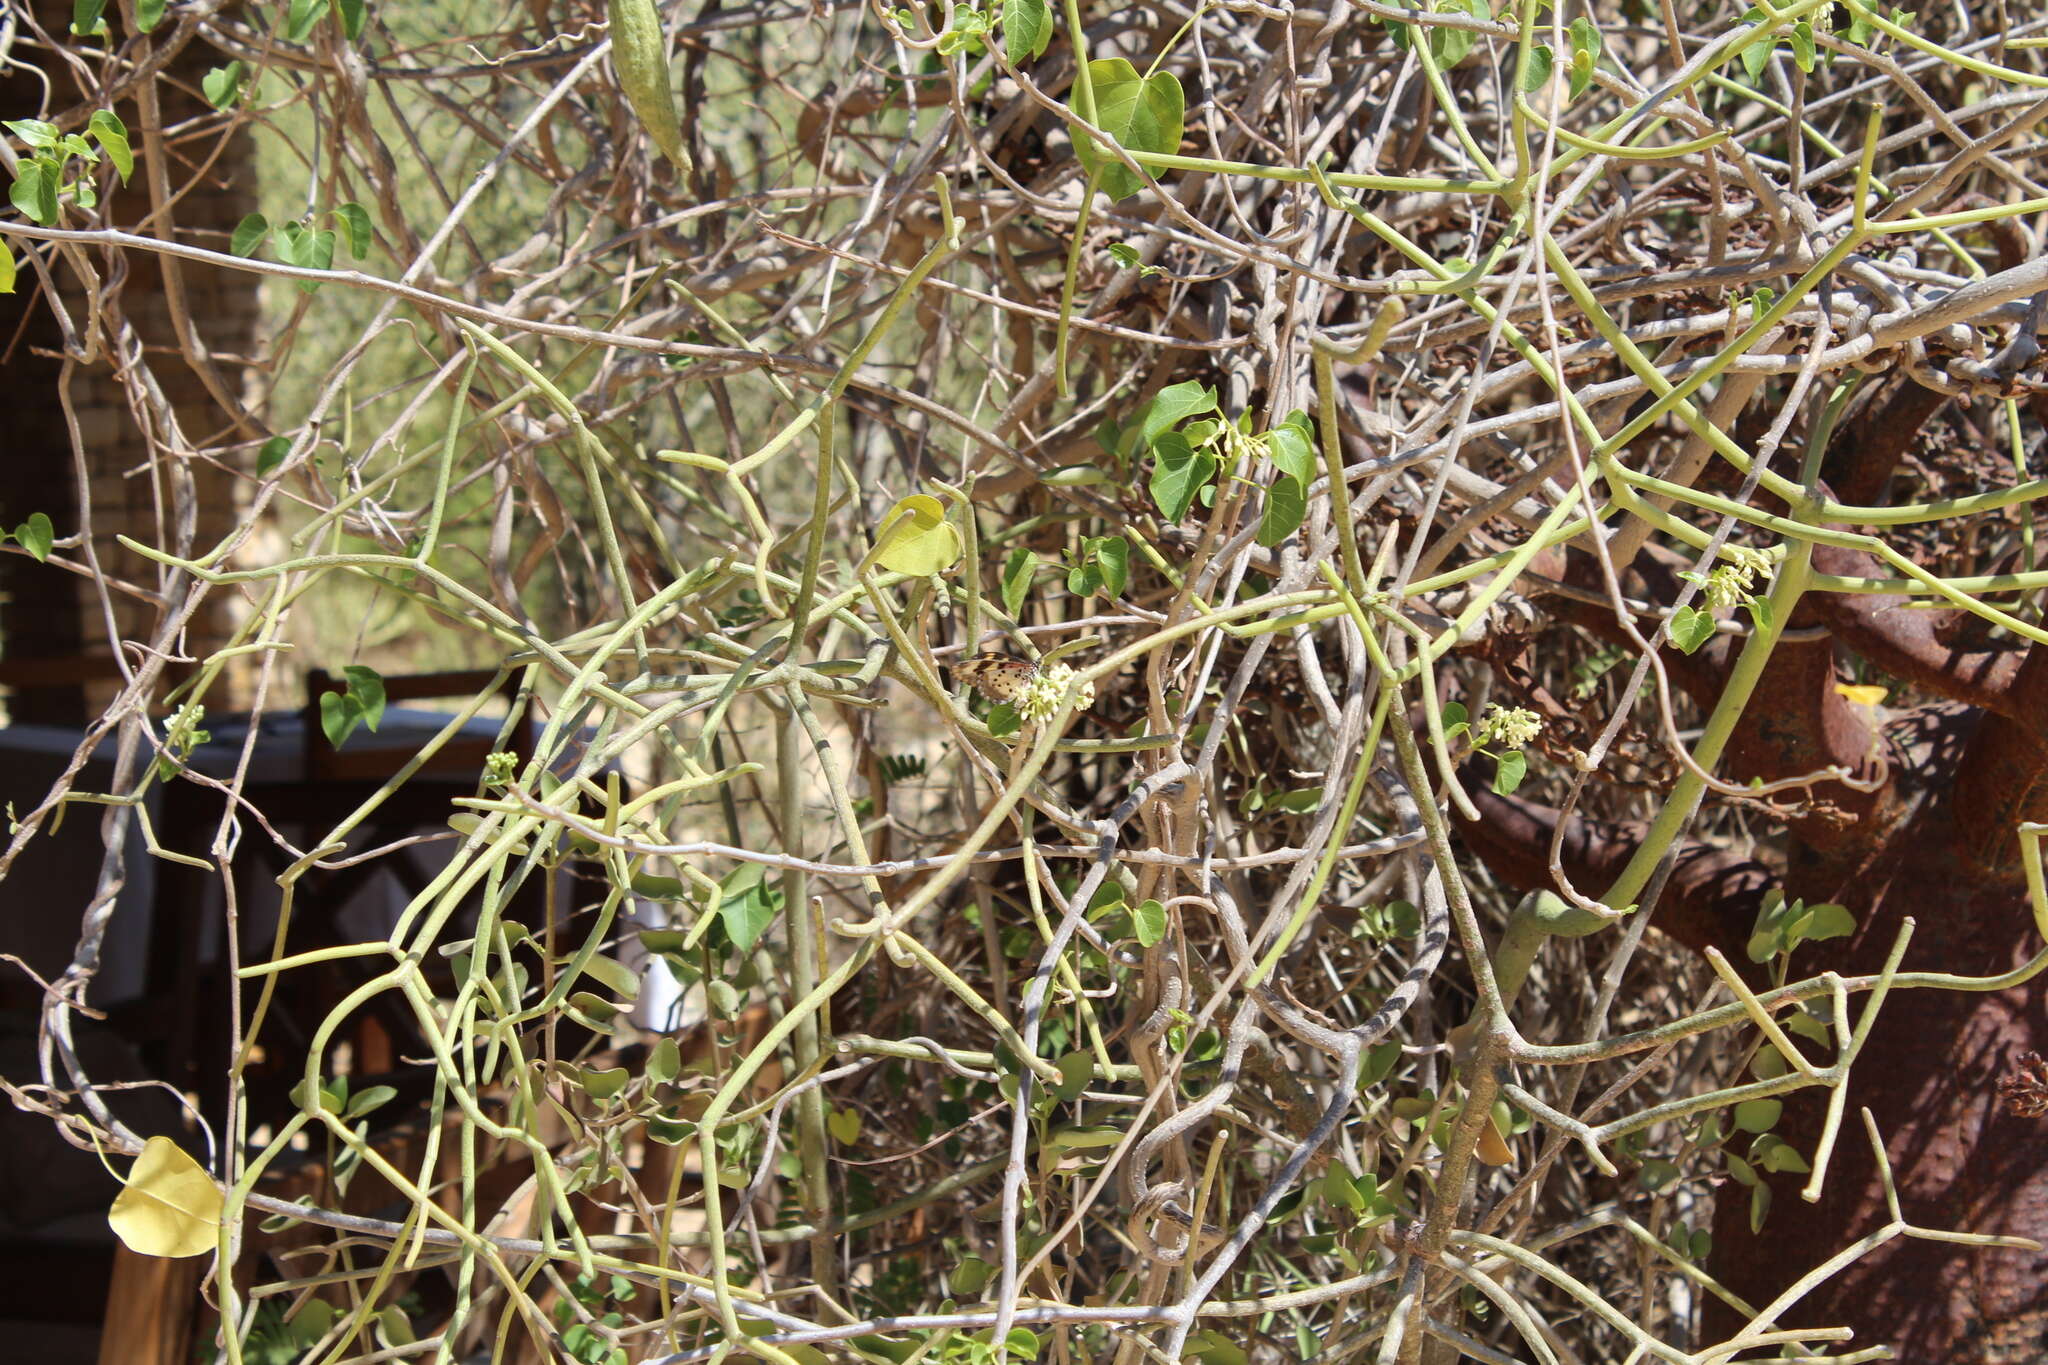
[1150,432,1216,523]
[1139,380,1218,447]
[1074,59,1184,202]
[15,512,54,562]
[1667,605,1716,654]
[202,63,245,110]
[1130,898,1167,947]
[1264,422,1315,483]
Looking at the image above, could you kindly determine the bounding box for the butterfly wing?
[951,652,1037,701]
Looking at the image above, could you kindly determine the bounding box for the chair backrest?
[0,651,190,727]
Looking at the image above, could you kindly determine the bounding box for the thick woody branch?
[1820,377,1950,507]
[1808,546,2022,714]
[1952,639,2048,871]
[1454,786,1773,962]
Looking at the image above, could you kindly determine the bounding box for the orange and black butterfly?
[948,651,1039,702]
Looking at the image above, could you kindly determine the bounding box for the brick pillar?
[0,3,262,723]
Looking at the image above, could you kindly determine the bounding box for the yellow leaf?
[1834,683,1888,707]
[1475,1115,1514,1167]
[108,1136,223,1258]
[872,494,962,576]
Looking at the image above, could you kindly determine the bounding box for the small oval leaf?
[579,952,643,1002]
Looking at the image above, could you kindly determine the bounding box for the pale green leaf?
[951,1255,993,1297]
[1001,546,1036,618]
[202,63,245,110]
[1733,1098,1782,1133]
[1789,20,1816,72]
[1800,902,1856,941]
[1132,897,1167,947]
[375,1306,416,1349]
[579,952,642,1002]
[580,1065,631,1100]
[4,119,58,150]
[1756,1135,1810,1174]
[87,110,131,181]
[872,493,963,576]
[343,1084,397,1120]
[1053,1052,1093,1102]
[646,1036,681,1084]
[1092,534,1129,597]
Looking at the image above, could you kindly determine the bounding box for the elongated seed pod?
[608,0,690,174]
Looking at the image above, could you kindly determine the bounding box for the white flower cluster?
[1017,662,1095,724]
[1476,703,1542,751]
[1702,546,1773,610]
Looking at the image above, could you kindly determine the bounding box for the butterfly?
[948,651,1039,702]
